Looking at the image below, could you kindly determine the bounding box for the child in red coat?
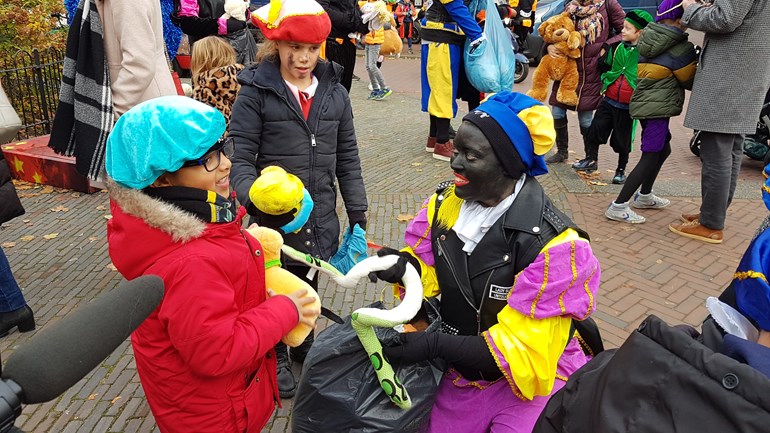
[105,96,319,433]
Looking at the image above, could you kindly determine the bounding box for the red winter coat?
[107,183,299,433]
[549,0,625,112]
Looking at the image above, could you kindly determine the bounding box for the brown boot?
[433,140,454,162]
[425,136,437,153]
[668,220,723,244]
[680,212,700,223]
[546,117,569,163]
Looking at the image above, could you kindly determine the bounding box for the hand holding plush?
[246,225,321,347]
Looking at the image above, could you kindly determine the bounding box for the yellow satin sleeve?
[483,227,584,400]
[486,310,572,400]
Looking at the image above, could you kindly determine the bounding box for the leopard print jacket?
[193,64,244,129]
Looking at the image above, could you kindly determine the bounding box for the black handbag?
[0,152,25,225]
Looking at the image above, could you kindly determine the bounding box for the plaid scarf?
[144,186,236,224]
[49,0,113,181]
[566,0,605,45]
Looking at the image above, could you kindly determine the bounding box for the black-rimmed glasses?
[181,137,235,172]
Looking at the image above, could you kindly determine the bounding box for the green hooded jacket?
[629,22,697,120]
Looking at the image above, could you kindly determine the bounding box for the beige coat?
[96,0,177,116]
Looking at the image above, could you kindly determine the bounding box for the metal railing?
[1,48,64,140]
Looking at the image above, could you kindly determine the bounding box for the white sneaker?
[632,193,671,209]
[605,204,646,223]
[368,82,373,91]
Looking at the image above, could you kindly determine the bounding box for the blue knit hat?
[462,92,555,178]
[105,96,226,189]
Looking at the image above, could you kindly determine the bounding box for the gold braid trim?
[530,249,550,318]
[411,200,432,251]
[580,264,598,320]
[558,241,578,315]
[734,270,768,284]
[483,333,527,400]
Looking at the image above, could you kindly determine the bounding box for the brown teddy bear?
[526,13,583,106]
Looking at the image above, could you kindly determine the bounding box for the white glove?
[469,35,487,54]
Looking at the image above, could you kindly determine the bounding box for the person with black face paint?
[369,91,601,433]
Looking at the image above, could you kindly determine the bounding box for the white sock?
[610,202,628,211]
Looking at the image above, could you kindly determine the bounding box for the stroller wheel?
[689,131,701,157]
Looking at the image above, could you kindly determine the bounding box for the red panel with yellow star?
[1,135,100,193]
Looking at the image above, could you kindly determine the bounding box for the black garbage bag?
[226,28,257,65]
[292,300,445,433]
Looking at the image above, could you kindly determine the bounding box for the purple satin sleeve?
[506,240,600,320]
[404,197,435,266]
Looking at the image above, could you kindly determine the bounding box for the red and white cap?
[252,0,332,44]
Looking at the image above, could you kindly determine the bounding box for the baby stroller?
[742,99,770,164]
[690,91,770,164]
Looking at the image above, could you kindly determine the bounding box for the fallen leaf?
[40,186,54,194]
[50,205,69,212]
[17,193,40,198]
[71,192,81,198]
[106,263,117,271]
[1,242,16,248]
[410,162,423,167]
[396,214,414,222]
[655,259,663,264]
[22,219,30,223]
[12,180,34,189]
[110,396,122,404]
[87,394,98,401]
[588,181,608,186]
[20,235,35,241]
[96,205,107,211]
[88,236,99,242]
[43,233,59,240]
[103,215,112,220]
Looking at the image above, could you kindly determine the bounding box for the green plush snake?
[282,245,423,410]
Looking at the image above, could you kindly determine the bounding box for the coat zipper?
[436,239,480,325]
[255,76,332,256]
[477,270,495,335]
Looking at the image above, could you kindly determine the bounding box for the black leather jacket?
[432,177,587,339]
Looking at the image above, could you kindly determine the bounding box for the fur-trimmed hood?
[106,179,245,280]
[108,179,206,243]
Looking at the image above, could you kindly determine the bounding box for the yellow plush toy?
[246,225,321,347]
[249,166,313,234]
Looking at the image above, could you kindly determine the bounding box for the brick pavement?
[0,55,766,432]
